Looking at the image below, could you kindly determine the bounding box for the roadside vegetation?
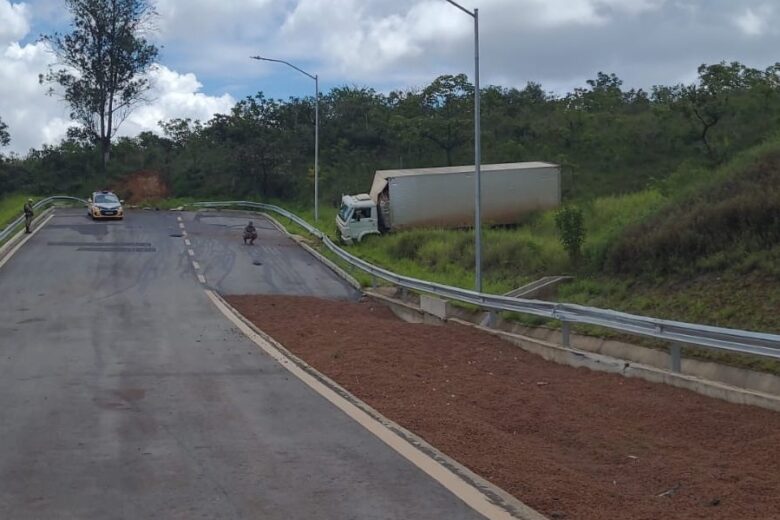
[0,194,35,229]
[347,139,780,334]
[1,55,778,337]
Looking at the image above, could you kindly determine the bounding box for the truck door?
[352,207,378,241]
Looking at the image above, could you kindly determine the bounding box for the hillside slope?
[573,141,780,333]
[347,138,780,334]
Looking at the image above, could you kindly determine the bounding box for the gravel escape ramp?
[226,294,780,520]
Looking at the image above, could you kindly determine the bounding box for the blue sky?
[2,0,780,154]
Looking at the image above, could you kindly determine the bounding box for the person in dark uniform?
[243,221,258,245]
[23,199,34,233]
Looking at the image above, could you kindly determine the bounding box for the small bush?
[555,206,586,263]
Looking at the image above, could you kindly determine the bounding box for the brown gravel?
[226,294,780,520]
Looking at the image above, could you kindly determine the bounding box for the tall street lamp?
[250,56,320,221]
[443,0,482,293]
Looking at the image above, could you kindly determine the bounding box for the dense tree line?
[2,61,780,205]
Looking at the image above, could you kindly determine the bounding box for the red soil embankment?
[227,294,780,520]
[113,170,169,203]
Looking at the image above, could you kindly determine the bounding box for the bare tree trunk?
[693,108,719,162]
[101,137,111,174]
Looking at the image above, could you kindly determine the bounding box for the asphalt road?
[183,211,358,298]
[0,209,483,519]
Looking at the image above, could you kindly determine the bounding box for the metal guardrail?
[0,196,88,243]
[192,200,780,370]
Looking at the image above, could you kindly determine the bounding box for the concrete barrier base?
[368,290,780,413]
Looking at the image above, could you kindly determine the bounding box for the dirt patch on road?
[113,170,169,203]
[226,294,780,520]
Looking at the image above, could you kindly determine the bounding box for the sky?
[1,0,779,155]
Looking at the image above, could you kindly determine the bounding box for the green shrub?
[387,231,427,259]
[555,206,586,263]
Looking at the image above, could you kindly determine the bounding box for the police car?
[88,190,124,220]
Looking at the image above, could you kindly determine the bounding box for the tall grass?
[342,186,671,291]
[606,147,780,276]
[583,189,668,269]
[217,138,780,336]
[0,194,34,229]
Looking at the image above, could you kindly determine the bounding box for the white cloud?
[155,0,277,41]
[735,6,770,36]
[0,0,28,44]
[0,38,75,155]
[272,0,672,84]
[121,65,235,137]
[0,0,235,155]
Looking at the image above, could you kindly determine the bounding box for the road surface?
[0,209,484,519]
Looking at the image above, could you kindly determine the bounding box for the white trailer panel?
[370,162,560,229]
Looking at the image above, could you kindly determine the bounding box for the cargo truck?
[336,162,561,243]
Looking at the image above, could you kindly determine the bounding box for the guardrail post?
[487,310,497,328]
[670,344,682,373]
[371,275,377,289]
[399,286,408,300]
[561,321,571,348]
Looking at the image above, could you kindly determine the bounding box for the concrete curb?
[0,207,54,263]
[209,290,547,520]
[368,291,780,413]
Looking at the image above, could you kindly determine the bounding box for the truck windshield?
[338,203,352,222]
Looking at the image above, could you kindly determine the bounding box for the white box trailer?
[336,162,561,243]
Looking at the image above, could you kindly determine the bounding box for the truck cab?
[336,194,380,244]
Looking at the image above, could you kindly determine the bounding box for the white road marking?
[206,291,540,520]
[177,216,182,222]
[197,274,207,284]
[182,230,188,237]
[178,222,185,229]
[192,261,200,270]
[187,249,195,257]
[184,239,191,246]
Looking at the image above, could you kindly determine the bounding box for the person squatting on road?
[23,199,34,234]
[243,221,258,245]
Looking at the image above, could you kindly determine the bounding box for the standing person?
[23,199,34,234]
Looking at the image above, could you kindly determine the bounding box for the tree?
[0,116,9,148]
[42,0,158,173]
[396,74,473,166]
[677,62,765,162]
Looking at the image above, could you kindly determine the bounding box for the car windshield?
[338,203,352,222]
[94,193,119,204]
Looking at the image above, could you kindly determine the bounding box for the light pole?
[250,56,320,221]
[443,0,482,293]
